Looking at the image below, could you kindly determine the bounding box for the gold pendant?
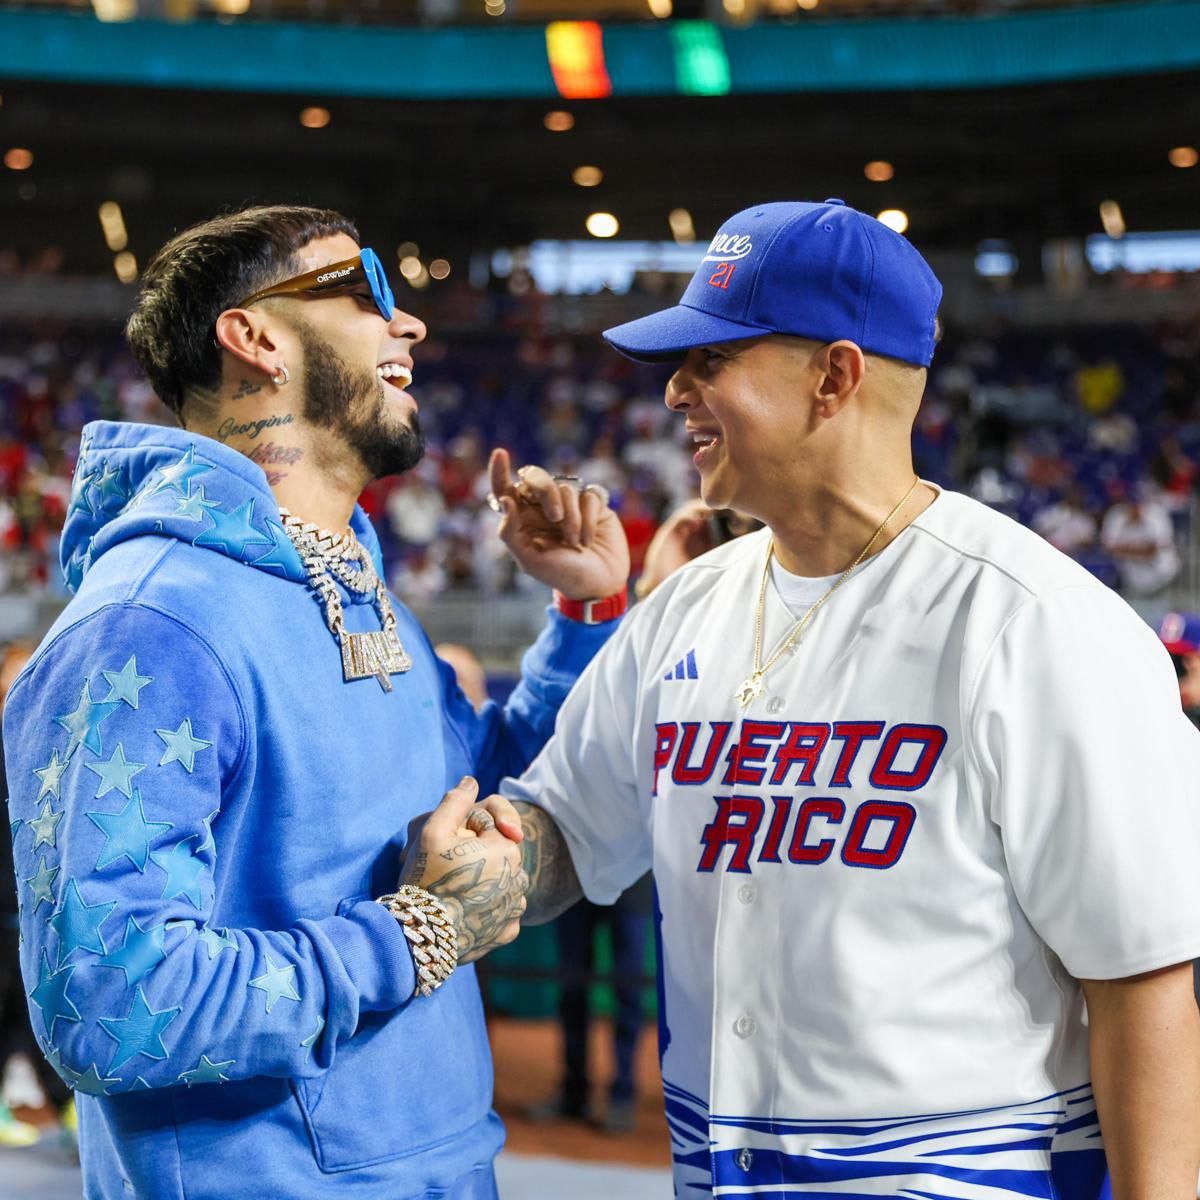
[341,630,413,692]
[734,674,763,708]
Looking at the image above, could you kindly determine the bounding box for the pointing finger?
[489,448,515,500]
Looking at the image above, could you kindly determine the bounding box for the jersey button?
[734,1014,756,1038]
[737,884,756,904]
[766,696,785,714]
[736,1148,754,1172]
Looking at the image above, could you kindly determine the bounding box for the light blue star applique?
[40,1039,69,1082]
[54,681,122,760]
[102,657,152,709]
[28,799,64,851]
[9,818,20,844]
[178,1054,235,1087]
[248,955,301,1014]
[198,810,218,854]
[100,916,167,986]
[29,951,81,1041]
[98,986,181,1072]
[150,445,213,499]
[50,878,118,963]
[85,744,146,800]
[193,499,273,560]
[23,855,60,913]
[250,521,305,579]
[300,1015,325,1058]
[155,719,213,774]
[33,748,69,802]
[175,485,220,523]
[127,1077,152,1091]
[87,789,172,872]
[67,470,97,521]
[150,838,207,909]
[197,927,237,960]
[64,543,89,593]
[94,463,127,511]
[70,1063,122,1096]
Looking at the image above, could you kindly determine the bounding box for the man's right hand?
[399,777,529,963]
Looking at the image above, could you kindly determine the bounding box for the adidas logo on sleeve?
[664,650,698,681]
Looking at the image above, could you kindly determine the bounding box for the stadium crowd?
[1,309,1199,617]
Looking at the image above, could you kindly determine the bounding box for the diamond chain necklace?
[734,476,920,708]
[279,509,412,692]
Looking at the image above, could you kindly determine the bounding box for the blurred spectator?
[1032,486,1098,559]
[1101,487,1181,622]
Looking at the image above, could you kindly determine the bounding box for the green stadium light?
[671,22,731,97]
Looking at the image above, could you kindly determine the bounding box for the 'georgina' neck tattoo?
[217,414,295,442]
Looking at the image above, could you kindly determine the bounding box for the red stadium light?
[545,22,612,101]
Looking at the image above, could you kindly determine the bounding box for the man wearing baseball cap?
[491,201,1200,1199]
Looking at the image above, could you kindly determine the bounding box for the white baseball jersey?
[504,487,1200,1200]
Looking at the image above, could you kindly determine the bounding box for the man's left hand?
[488,448,630,601]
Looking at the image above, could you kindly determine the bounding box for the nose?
[389,306,427,347]
[665,354,702,412]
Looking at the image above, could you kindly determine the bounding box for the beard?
[292,316,425,479]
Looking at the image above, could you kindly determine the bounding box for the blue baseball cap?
[603,200,943,368]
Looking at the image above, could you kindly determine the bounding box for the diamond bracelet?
[377,885,459,998]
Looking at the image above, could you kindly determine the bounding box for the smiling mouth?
[376,363,413,389]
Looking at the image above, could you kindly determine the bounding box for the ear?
[214,308,284,381]
[814,341,867,417]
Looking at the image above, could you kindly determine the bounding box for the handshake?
[396,777,531,966]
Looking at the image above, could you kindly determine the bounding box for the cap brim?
[602,303,772,363]
[1162,639,1199,656]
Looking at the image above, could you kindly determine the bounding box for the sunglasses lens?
[362,249,395,320]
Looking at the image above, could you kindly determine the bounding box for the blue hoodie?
[3,420,618,1200]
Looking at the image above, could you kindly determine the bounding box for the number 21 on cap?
[708,263,736,289]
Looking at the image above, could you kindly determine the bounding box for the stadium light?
[4,149,33,171]
[572,165,603,187]
[211,0,250,12]
[544,111,575,133]
[397,242,420,259]
[796,0,819,10]
[648,0,673,15]
[586,212,620,238]
[485,0,505,16]
[1169,146,1199,169]
[669,208,696,243]
[92,0,137,19]
[1099,200,1126,239]
[400,256,423,281]
[299,107,331,129]
[864,161,894,182]
[429,259,451,281]
[876,209,909,234]
[98,202,128,252]
[113,252,138,284]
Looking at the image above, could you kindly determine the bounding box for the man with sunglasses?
[2,205,630,1199]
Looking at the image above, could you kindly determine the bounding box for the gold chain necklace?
[734,476,920,708]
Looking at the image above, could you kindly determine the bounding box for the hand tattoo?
[511,802,582,925]
[427,856,527,963]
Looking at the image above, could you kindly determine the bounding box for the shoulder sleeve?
[3,602,415,1096]
[502,607,651,905]
[968,583,1200,980]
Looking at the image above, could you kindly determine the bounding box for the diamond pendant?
[734,673,764,708]
[341,629,413,692]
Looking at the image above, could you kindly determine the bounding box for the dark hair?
[125,205,359,420]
